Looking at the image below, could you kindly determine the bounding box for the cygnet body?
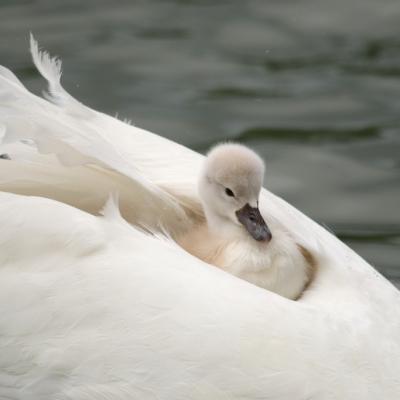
[178,143,313,299]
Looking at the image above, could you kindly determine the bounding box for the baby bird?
[178,143,314,300]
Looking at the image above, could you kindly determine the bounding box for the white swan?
[177,143,312,299]
[0,37,399,399]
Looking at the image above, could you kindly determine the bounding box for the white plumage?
[0,37,399,400]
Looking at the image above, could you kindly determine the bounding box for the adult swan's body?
[0,38,399,400]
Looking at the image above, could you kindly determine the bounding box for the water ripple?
[236,126,380,143]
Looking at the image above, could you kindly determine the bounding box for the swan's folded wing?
[0,38,194,233]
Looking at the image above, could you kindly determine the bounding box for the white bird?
[177,143,313,299]
[0,37,399,400]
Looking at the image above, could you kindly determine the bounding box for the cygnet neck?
[201,202,243,241]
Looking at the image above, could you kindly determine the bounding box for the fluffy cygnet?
[178,143,314,300]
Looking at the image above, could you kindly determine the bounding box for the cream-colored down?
[177,144,313,299]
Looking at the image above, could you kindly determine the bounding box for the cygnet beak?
[235,204,272,242]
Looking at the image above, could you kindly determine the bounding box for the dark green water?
[1,0,399,286]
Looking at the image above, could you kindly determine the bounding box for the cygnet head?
[199,143,272,242]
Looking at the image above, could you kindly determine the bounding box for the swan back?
[0,37,399,399]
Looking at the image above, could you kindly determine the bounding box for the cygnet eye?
[225,188,235,197]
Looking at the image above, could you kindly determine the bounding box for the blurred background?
[1,0,399,286]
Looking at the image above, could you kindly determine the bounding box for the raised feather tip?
[29,33,62,86]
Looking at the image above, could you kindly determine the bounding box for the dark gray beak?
[235,204,272,242]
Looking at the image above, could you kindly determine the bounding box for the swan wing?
[0,37,195,234]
